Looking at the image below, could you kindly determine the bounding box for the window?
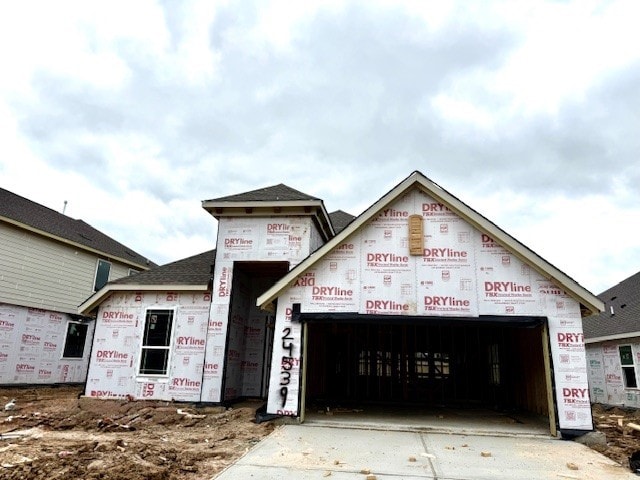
[63,322,89,358]
[128,268,139,276]
[94,259,111,291]
[619,345,637,388]
[139,309,174,376]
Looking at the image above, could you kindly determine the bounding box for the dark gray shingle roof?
[0,187,155,268]
[583,270,640,339]
[110,249,215,286]
[329,210,355,234]
[205,183,320,202]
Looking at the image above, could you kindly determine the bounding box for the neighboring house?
[79,171,603,436]
[584,271,640,407]
[0,187,155,385]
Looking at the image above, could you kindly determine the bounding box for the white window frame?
[619,344,638,389]
[93,259,112,291]
[61,320,89,359]
[137,308,176,377]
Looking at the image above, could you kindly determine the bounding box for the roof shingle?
[583,270,640,339]
[204,184,320,203]
[110,249,215,287]
[0,187,155,268]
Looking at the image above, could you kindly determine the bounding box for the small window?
[94,259,111,291]
[63,322,88,358]
[139,309,174,376]
[619,345,638,388]
[128,268,139,276]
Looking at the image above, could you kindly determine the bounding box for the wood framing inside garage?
[299,313,556,433]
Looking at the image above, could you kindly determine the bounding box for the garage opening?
[305,317,549,417]
[220,261,288,402]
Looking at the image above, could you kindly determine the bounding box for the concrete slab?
[214,424,636,480]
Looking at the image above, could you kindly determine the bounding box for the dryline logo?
[422,202,454,217]
[224,237,253,247]
[15,363,35,373]
[102,311,135,324]
[0,320,15,330]
[267,223,290,233]
[0,352,8,361]
[335,243,355,252]
[38,369,52,378]
[377,207,409,219]
[96,350,128,363]
[43,341,57,351]
[481,234,498,248]
[562,387,589,405]
[90,390,117,398]
[424,296,471,310]
[177,336,206,347]
[366,252,409,268]
[294,272,315,287]
[311,285,353,301]
[365,300,410,314]
[171,377,201,389]
[557,332,584,348]
[423,248,468,262]
[218,266,231,297]
[21,334,41,345]
[484,281,531,297]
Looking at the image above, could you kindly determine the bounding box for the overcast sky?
[1,0,638,295]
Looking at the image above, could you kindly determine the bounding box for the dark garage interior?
[305,318,550,418]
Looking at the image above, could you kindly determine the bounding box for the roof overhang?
[0,216,151,271]
[257,171,605,317]
[202,199,335,241]
[585,331,640,344]
[78,283,209,316]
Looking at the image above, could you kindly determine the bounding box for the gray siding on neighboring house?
[0,221,133,314]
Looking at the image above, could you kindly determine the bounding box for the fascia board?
[585,332,640,344]
[78,283,209,315]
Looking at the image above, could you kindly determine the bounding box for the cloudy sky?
[1,0,638,295]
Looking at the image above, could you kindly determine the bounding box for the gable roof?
[583,270,640,343]
[329,210,356,234]
[204,183,320,203]
[0,187,154,269]
[257,170,604,316]
[78,249,215,314]
[202,183,335,241]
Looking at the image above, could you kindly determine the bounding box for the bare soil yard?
[1,387,640,479]
[0,386,275,479]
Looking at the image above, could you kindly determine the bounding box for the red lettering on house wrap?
[380,208,409,218]
[177,336,206,347]
[15,363,35,373]
[424,296,470,307]
[484,282,531,297]
[267,223,290,232]
[102,311,134,320]
[96,350,128,360]
[312,286,353,300]
[423,248,467,259]
[365,300,410,313]
[171,377,201,388]
[294,273,315,287]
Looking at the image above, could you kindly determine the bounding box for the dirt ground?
[2,387,640,479]
[591,403,640,471]
[0,386,275,479]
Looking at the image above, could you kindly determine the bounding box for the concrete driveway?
[214,424,635,479]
